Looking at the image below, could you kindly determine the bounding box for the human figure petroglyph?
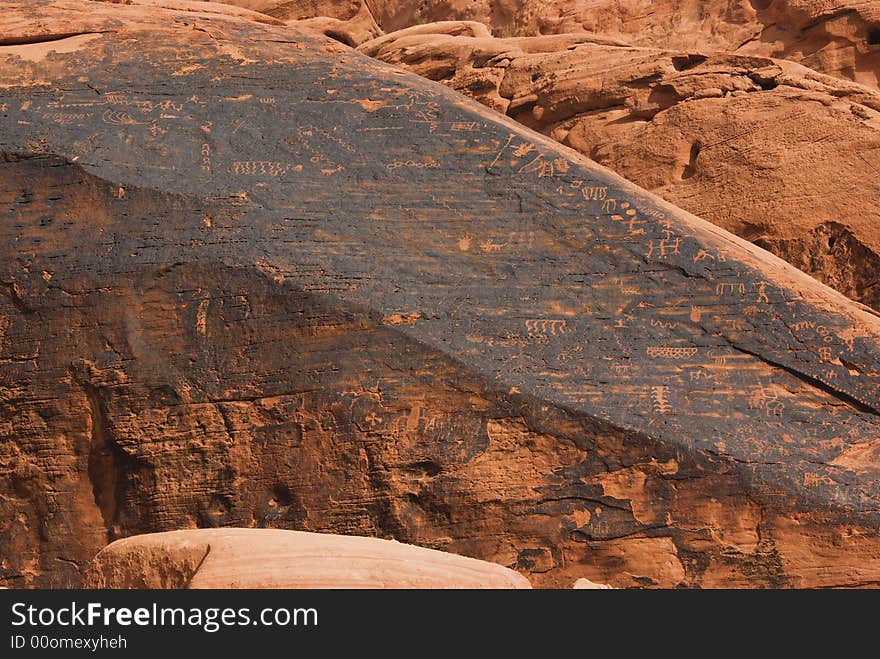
[755,281,770,304]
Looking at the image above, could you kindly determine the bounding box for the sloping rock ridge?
[1,0,879,589]
[361,27,880,311]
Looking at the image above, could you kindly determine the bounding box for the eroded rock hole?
[682,140,702,179]
[84,384,123,542]
[671,54,708,71]
[404,459,442,477]
[324,30,356,47]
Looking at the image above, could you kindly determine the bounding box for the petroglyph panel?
[1,0,879,590]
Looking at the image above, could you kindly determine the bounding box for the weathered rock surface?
[2,0,880,590]
[324,1,880,89]
[84,528,532,587]
[364,28,880,312]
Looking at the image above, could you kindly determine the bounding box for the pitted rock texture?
[84,528,533,587]
[363,28,880,312]
[1,0,880,589]
[297,1,880,89]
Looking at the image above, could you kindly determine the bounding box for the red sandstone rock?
[2,0,880,592]
[338,1,880,89]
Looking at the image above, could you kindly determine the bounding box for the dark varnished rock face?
[1,0,879,588]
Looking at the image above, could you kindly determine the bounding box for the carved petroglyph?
[646,237,681,258]
[650,318,679,330]
[651,386,672,414]
[580,185,607,201]
[707,350,729,367]
[488,136,572,180]
[101,109,149,126]
[755,282,770,304]
[816,325,836,343]
[479,240,506,252]
[688,368,714,382]
[513,143,537,158]
[716,282,746,296]
[488,133,516,169]
[525,319,568,337]
[364,412,383,429]
[201,143,212,173]
[748,382,785,417]
[518,154,569,178]
[45,112,89,124]
[386,158,440,171]
[713,316,747,331]
[646,346,699,359]
[231,161,291,177]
